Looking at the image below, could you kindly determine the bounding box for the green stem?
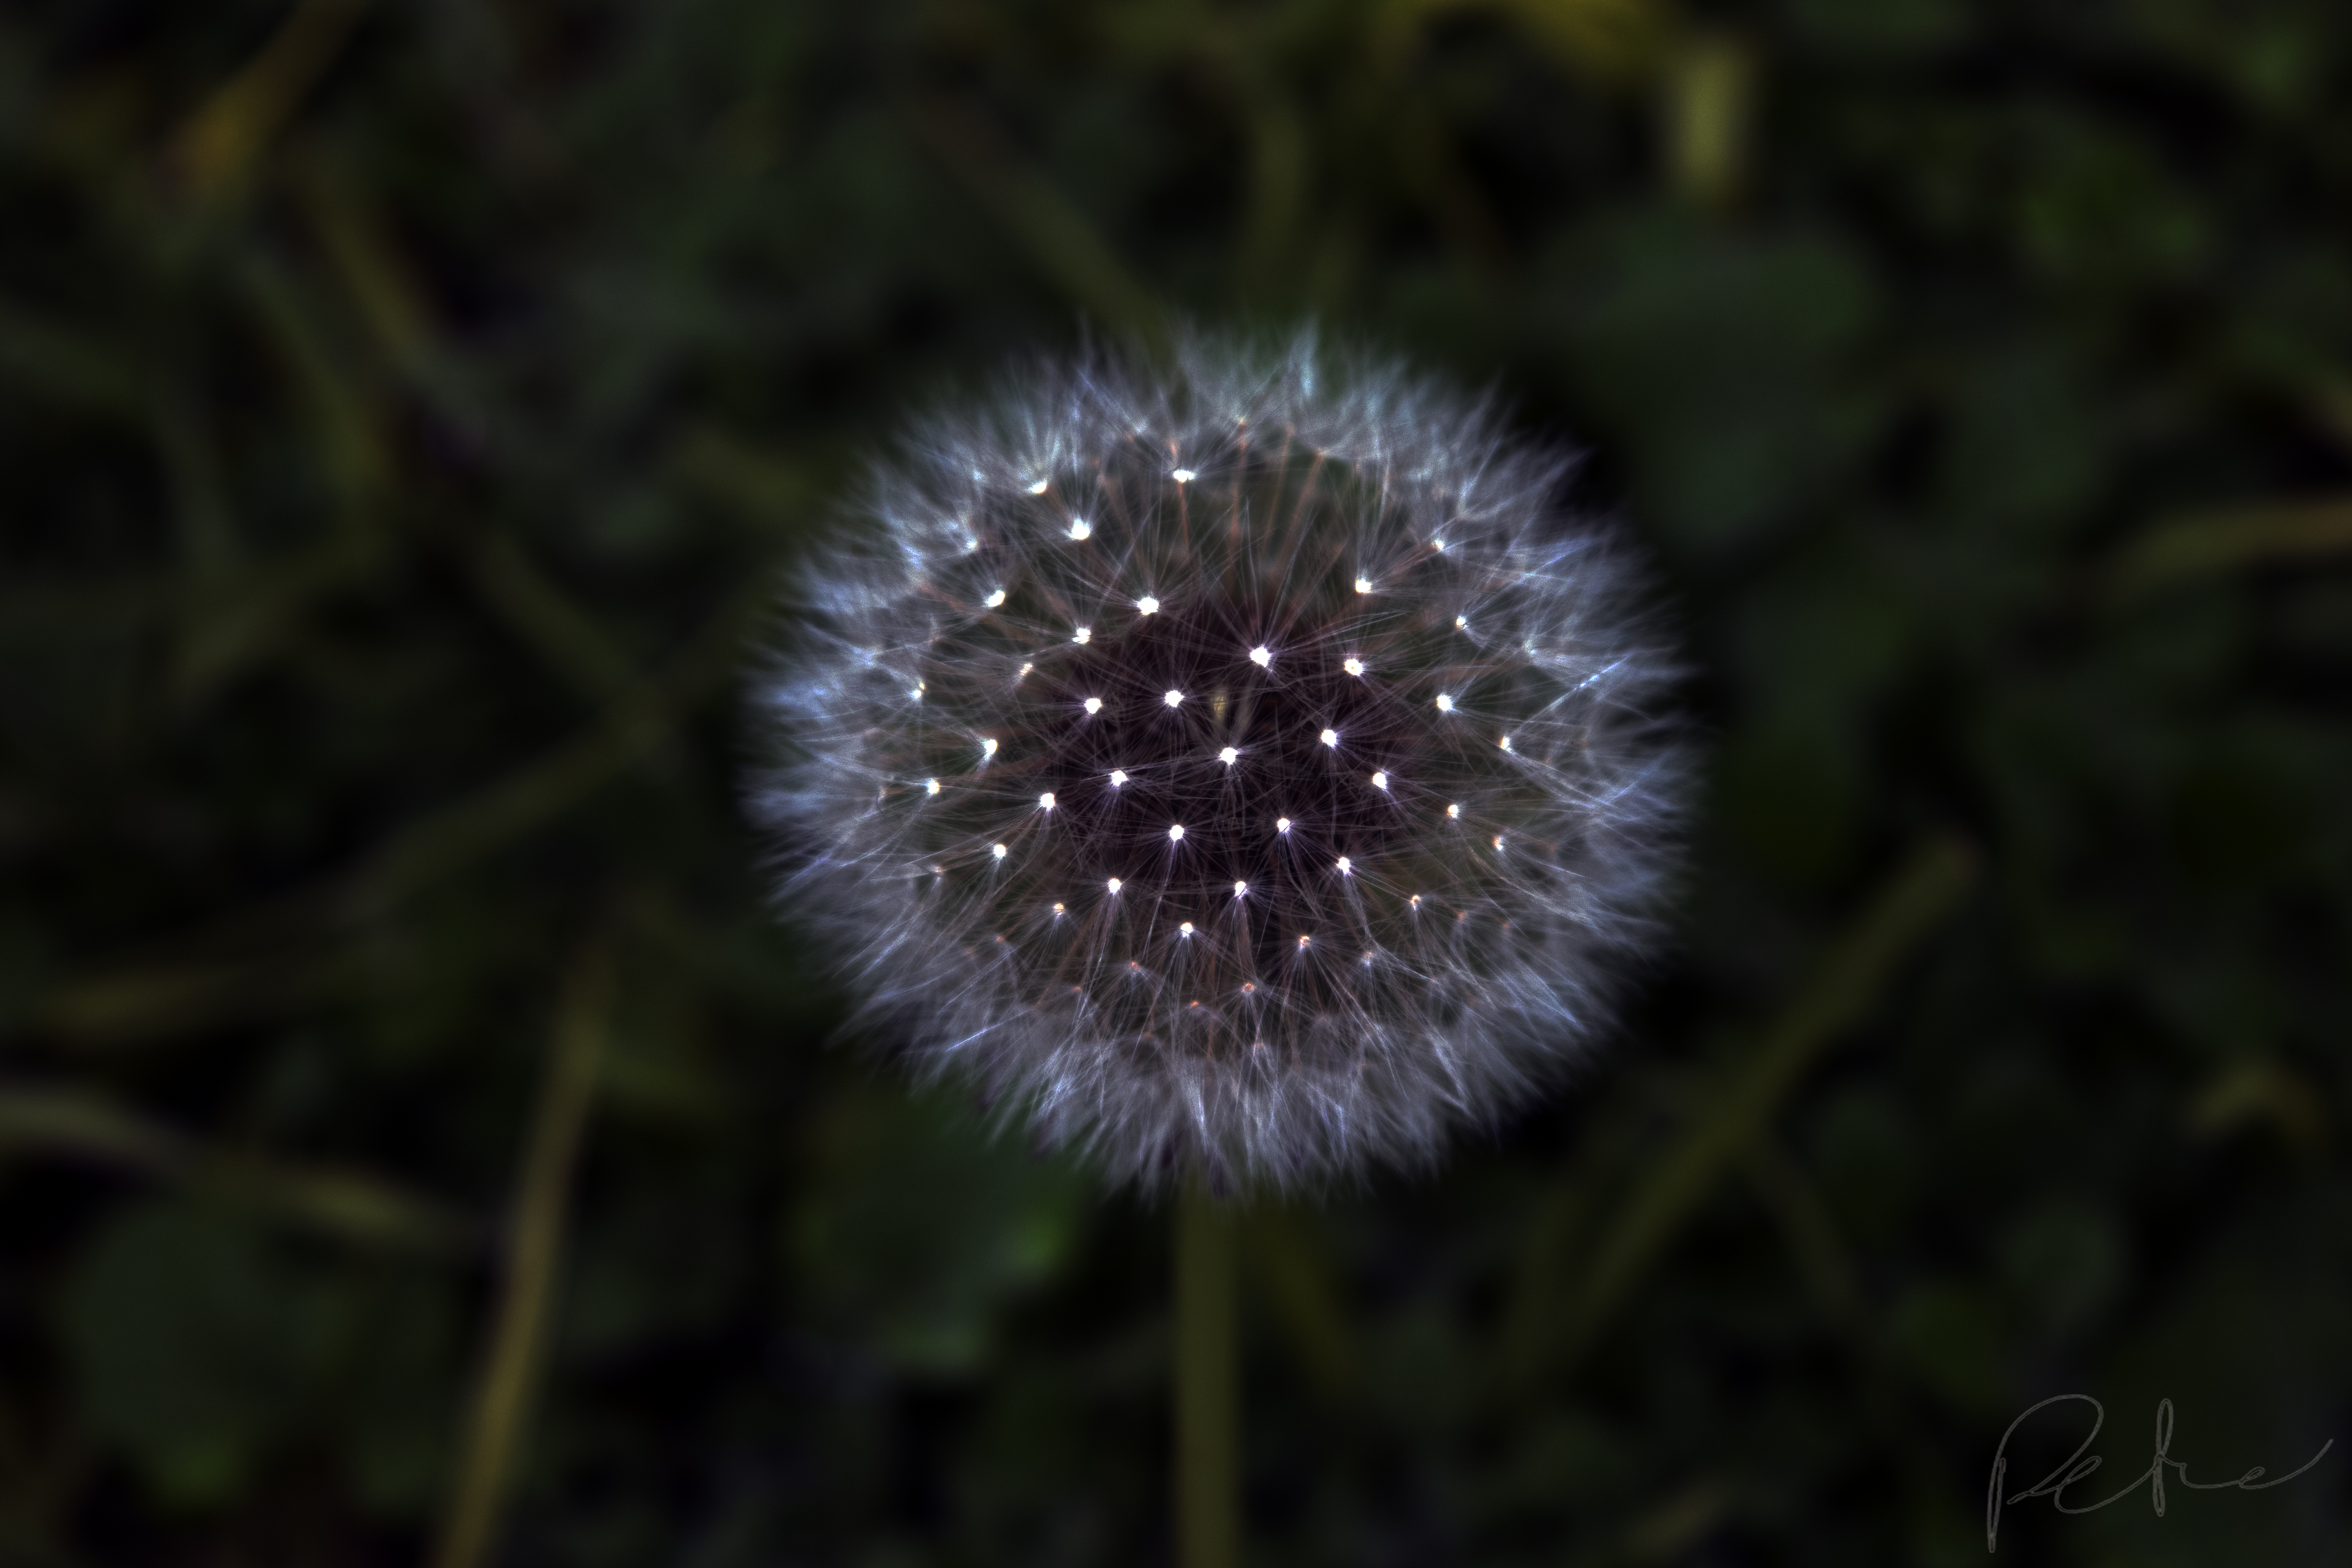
[1174,1179,1239,1568]
[429,941,608,1568]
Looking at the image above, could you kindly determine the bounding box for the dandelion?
[754,331,1681,1192]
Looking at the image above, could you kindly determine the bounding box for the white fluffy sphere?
[754,332,1682,1191]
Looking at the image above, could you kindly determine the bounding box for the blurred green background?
[3,1,2349,1564]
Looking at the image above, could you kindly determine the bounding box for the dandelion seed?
[758,330,1682,1192]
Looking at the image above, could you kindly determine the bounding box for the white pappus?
[751,330,1683,1193]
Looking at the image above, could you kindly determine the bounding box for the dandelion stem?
[430,937,608,1568]
[1174,1179,1240,1568]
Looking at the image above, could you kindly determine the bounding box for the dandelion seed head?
[755,329,1684,1192]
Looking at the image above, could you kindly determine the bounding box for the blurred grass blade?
[908,99,1168,353]
[294,147,437,372]
[431,937,610,1568]
[455,532,640,706]
[1740,1135,1864,1334]
[168,0,374,200]
[198,1156,475,1254]
[0,1083,186,1172]
[2103,494,2352,604]
[0,1081,472,1252]
[232,242,390,506]
[1663,30,1753,208]
[30,943,382,1049]
[1545,835,1976,1380]
[172,530,392,703]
